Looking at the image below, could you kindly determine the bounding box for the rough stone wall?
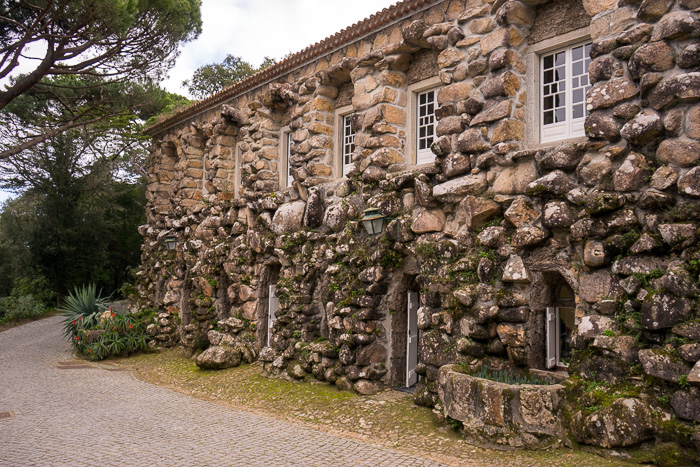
[136,0,700,456]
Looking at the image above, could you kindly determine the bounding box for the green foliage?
[633,268,664,289]
[0,294,48,323]
[1,0,202,158]
[183,55,276,99]
[447,417,464,432]
[0,128,147,298]
[69,311,151,361]
[59,284,111,337]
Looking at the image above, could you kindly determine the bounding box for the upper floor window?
[540,41,592,143]
[416,88,437,165]
[234,142,243,198]
[340,111,355,177]
[279,128,293,189]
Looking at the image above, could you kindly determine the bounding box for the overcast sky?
[0,0,399,205]
[162,0,400,97]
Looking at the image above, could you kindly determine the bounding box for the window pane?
[544,95,553,110]
[544,110,553,125]
[555,51,565,66]
[573,88,583,103]
[554,93,564,107]
[555,108,566,122]
[555,66,565,80]
[544,70,553,83]
[543,54,553,69]
[573,104,584,119]
[572,45,583,61]
[573,61,583,76]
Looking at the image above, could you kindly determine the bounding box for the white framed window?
[416,89,437,165]
[341,113,355,176]
[234,142,243,198]
[334,105,355,177]
[540,42,592,143]
[526,28,591,146]
[279,127,293,188]
[546,283,575,369]
[407,76,441,166]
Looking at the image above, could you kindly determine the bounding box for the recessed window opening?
[341,113,355,177]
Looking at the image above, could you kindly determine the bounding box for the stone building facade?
[137,0,700,459]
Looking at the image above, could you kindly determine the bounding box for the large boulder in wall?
[271,201,306,234]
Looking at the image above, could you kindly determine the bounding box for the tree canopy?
[0,75,187,302]
[0,0,202,159]
[0,74,190,161]
[183,54,275,100]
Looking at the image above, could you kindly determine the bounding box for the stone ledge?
[437,364,567,450]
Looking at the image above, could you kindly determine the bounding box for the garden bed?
[437,364,567,450]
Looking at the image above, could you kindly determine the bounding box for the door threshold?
[394,386,416,394]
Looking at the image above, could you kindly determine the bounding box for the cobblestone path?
[0,317,450,467]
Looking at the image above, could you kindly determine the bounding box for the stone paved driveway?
[0,317,452,467]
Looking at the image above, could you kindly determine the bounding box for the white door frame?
[268,285,279,347]
[406,291,419,387]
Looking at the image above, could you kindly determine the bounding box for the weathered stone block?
[657,140,700,167]
[493,161,538,194]
[648,72,700,110]
[580,270,619,302]
[651,10,700,41]
[459,195,500,230]
[470,100,512,126]
[432,175,488,202]
[619,111,663,145]
[678,167,700,197]
[195,345,242,370]
[542,200,575,228]
[411,207,446,233]
[502,255,531,283]
[613,152,652,192]
[574,399,655,448]
[586,78,638,111]
[271,201,306,234]
[639,349,692,383]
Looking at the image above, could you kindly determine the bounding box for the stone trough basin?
[437,364,567,450]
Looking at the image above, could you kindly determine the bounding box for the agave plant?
[60,284,111,340]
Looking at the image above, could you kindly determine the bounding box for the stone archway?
[527,270,578,370]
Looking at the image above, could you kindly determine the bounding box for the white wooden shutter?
[546,306,557,369]
[406,292,419,387]
[268,285,279,347]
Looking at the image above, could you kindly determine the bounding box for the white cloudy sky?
[0,0,399,205]
[162,0,400,97]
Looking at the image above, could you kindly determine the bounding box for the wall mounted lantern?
[164,236,178,251]
[361,208,386,236]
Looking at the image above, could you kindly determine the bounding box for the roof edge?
[145,0,442,136]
